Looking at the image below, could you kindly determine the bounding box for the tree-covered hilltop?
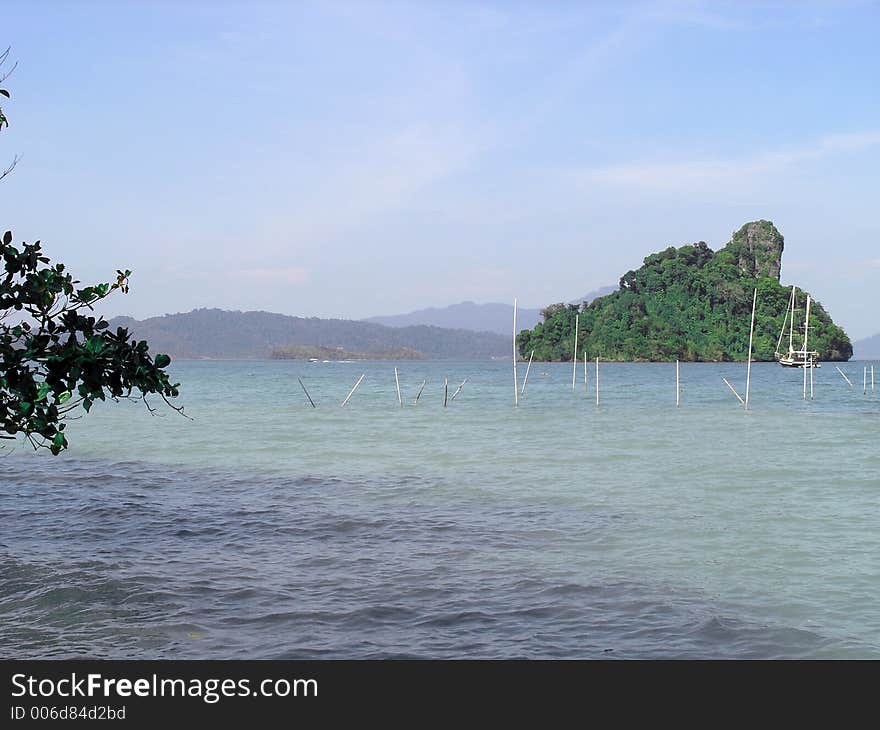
[518,221,852,362]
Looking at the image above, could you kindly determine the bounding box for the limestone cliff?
[726,220,784,280]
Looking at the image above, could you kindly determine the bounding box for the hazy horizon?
[2,1,879,338]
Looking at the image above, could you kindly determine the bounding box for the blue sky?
[2,0,879,338]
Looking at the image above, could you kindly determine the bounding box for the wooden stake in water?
[803,295,812,401]
[810,356,814,401]
[513,298,519,408]
[298,377,316,408]
[676,360,680,408]
[394,367,402,407]
[340,374,365,407]
[451,378,468,401]
[865,366,868,395]
[835,366,854,388]
[521,350,534,395]
[722,377,745,405]
[873,365,875,392]
[444,376,448,408]
[595,356,600,406]
[415,379,426,404]
[572,314,579,390]
[745,287,757,411]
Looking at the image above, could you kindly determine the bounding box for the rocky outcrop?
[725,220,784,280]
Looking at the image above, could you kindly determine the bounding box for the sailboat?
[775,285,820,368]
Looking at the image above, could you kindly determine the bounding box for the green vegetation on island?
[518,221,852,362]
[270,345,426,360]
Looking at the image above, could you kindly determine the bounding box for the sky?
[1,0,879,338]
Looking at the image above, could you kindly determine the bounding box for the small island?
[518,220,852,362]
[270,345,426,360]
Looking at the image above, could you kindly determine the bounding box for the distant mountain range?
[109,308,509,360]
[852,333,880,359]
[363,287,616,335]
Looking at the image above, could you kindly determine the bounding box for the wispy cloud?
[634,0,867,32]
[231,267,309,285]
[264,124,482,251]
[572,129,880,193]
[161,265,309,286]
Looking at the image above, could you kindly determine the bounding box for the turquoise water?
[2,359,879,658]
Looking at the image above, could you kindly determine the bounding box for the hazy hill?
[852,333,880,359]
[364,287,616,335]
[109,309,509,360]
[568,286,618,306]
[519,221,852,362]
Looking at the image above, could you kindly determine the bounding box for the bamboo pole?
[394,367,402,407]
[676,360,680,408]
[722,377,745,405]
[451,378,467,401]
[803,295,811,400]
[415,379,426,404]
[521,350,534,395]
[572,314,579,390]
[595,356,600,406]
[865,366,868,395]
[513,299,519,408]
[810,355,814,400]
[298,377,316,408]
[584,351,588,391]
[443,376,448,408]
[835,366,853,388]
[745,287,757,410]
[340,374,365,407]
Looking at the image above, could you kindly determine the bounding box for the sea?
[1,359,878,659]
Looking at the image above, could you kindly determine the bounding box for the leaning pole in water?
[521,350,534,395]
[722,377,745,405]
[298,377,316,408]
[341,374,365,408]
[745,288,757,411]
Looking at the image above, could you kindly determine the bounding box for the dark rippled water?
[2,360,879,658]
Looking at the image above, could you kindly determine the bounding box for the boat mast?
[789,286,796,354]
[776,286,794,360]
